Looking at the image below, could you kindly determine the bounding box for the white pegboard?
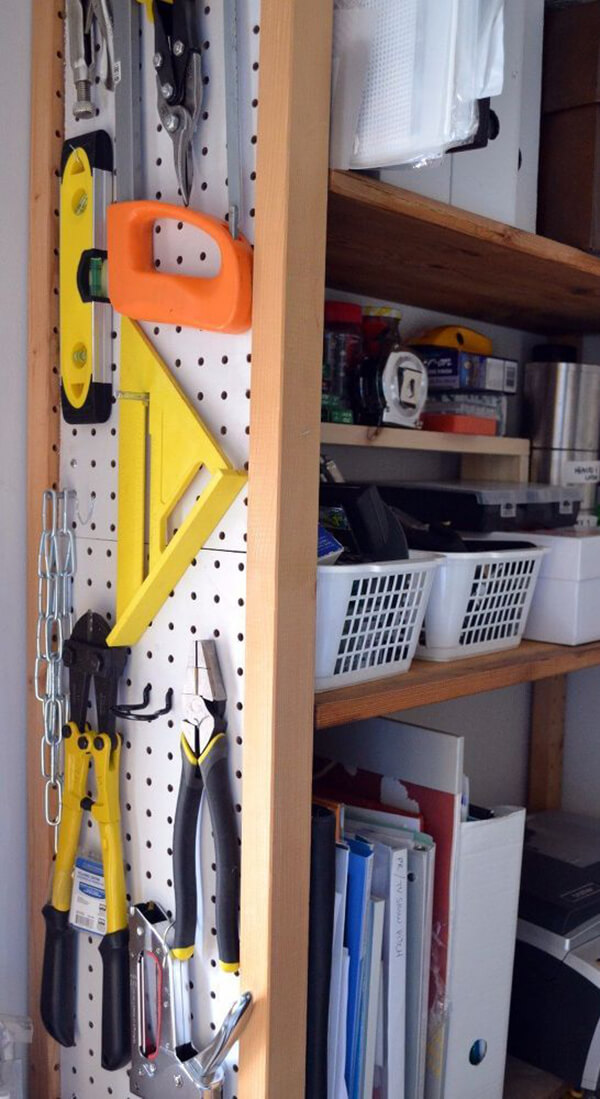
[58,2,260,1096]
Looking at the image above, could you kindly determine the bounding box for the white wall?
[397,684,532,807]
[562,670,600,817]
[0,0,32,1017]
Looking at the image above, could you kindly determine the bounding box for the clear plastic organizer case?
[315,552,440,689]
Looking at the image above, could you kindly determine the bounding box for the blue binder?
[344,837,374,1096]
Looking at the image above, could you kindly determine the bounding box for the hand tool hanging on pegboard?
[40,612,131,1071]
[60,0,115,423]
[106,317,247,647]
[66,0,115,119]
[104,0,253,332]
[129,904,251,1097]
[174,640,240,971]
[152,0,203,207]
[126,641,245,1097]
[59,131,114,423]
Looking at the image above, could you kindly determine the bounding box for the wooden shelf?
[321,422,530,457]
[326,170,600,334]
[315,639,600,729]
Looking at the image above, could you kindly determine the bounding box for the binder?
[347,816,435,1099]
[318,718,525,1099]
[306,805,338,1099]
[370,840,408,1099]
[345,838,374,1095]
[405,843,436,1099]
[329,844,350,1099]
[362,897,385,1099]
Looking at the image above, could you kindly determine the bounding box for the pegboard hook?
[74,491,96,527]
[112,684,174,723]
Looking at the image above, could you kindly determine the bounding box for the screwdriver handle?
[172,735,203,958]
[200,734,240,971]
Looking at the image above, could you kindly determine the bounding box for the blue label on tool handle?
[81,883,105,900]
[69,853,107,936]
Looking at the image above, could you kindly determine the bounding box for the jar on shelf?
[322,301,363,424]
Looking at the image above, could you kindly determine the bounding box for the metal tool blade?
[112,0,144,201]
[92,0,116,92]
[68,0,94,119]
[182,639,226,727]
[222,0,242,239]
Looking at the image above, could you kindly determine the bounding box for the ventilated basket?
[315,552,441,689]
[418,546,549,662]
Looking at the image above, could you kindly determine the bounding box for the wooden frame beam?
[528,676,567,812]
[27,2,63,1096]
[239,1,333,1096]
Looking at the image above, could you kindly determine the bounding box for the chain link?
[35,490,76,847]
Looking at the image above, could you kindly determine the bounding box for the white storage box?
[503,531,600,646]
[418,545,548,661]
[315,552,440,689]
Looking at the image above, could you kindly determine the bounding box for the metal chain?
[35,490,76,849]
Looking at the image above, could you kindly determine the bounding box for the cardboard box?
[542,1,600,114]
[538,2,600,250]
[419,348,518,394]
[538,105,600,252]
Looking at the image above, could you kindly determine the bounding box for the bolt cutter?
[40,611,130,1071]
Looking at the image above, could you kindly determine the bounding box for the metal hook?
[74,491,96,527]
[112,685,174,723]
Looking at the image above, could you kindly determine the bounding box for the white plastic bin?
[476,531,600,645]
[315,552,440,689]
[418,546,548,661]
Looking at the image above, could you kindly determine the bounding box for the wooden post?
[460,452,530,483]
[239,1,333,1096]
[528,676,567,811]
[27,2,63,1096]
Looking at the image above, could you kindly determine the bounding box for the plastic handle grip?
[107,201,253,333]
[200,736,240,970]
[99,928,131,1070]
[40,904,76,1048]
[172,739,204,955]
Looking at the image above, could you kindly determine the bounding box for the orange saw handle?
[107,201,253,333]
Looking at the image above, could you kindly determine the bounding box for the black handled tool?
[172,640,240,972]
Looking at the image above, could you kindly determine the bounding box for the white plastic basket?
[418,546,549,662]
[315,552,441,689]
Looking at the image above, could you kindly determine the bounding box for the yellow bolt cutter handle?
[41,725,130,1069]
[50,724,89,912]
